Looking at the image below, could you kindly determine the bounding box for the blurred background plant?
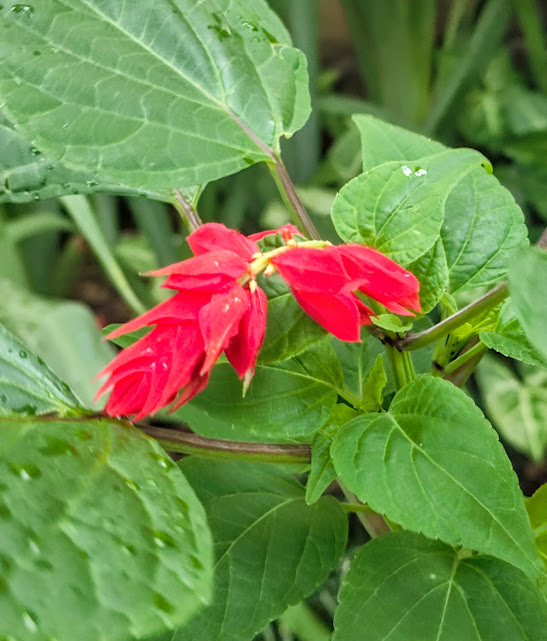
[1,2,546,636]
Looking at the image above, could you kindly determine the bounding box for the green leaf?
[441,167,528,295]
[0,417,213,641]
[0,321,81,417]
[476,356,547,463]
[408,238,448,313]
[258,274,328,364]
[0,111,172,203]
[175,458,347,641]
[306,404,357,505]
[0,0,309,197]
[480,300,547,370]
[370,315,413,333]
[189,343,344,442]
[509,247,547,362]
[102,324,151,349]
[353,114,444,171]
[0,279,115,408]
[353,114,528,293]
[526,484,547,572]
[360,354,387,412]
[331,148,486,266]
[333,531,547,641]
[331,376,543,579]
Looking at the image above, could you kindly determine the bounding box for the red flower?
[272,245,420,342]
[96,224,268,420]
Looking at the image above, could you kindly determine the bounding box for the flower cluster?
[97,223,420,419]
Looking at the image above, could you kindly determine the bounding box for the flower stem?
[385,344,413,390]
[397,283,508,351]
[441,340,487,376]
[140,425,311,464]
[268,157,320,240]
[173,189,203,232]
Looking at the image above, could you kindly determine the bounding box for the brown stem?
[140,425,311,464]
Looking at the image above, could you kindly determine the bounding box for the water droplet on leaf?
[11,4,34,17]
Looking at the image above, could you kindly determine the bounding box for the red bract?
[272,245,420,342]
[96,224,268,420]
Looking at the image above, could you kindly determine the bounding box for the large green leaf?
[408,238,449,313]
[476,357,547,463]
[331,376,543,579]
[0,321,81,417]
[331,148,486,266]
[189,343,344,442]
[333,531,547,641]
[0,417,213,641]
[0,0,309,198]
[173,458,347,641]
[509,247,547,362]
[257,274,328,364]
[526,484,547,571]
[0,112,171,203]
[352,115,528,294]
[480,300,547,370]
[0,279,115,407]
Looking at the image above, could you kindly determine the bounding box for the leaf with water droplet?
[0,417,213,641]
[0,321,81,417]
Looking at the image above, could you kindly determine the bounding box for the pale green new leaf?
[509,247,547,362]
[189,343,344,442]
[331,376,543,579]
[174,459,347,641]
[331,148,486,265]
[526,483,547,571]
[0,0,309,198]
[476,357,547,463]
[333,531,547,641]
[0,321,81,416]
[480,300,547,370]
[0,417,213,641]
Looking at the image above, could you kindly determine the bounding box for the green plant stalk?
[338,481,390,538]
[61,195,146,315]
[441,340,487,376]
[398,282,508,351]
[444,338,488,387]
[173,188,203,232]
[140,425,311,464]
[385,344,412,390]
[514,0,547,92]
[425,0,512,134]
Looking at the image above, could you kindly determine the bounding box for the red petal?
[147,250,249,291]
[248,224,300,242]
[169,372,210,412]
[225,286,267,379]
[198,283,250,374]
[272,247,350,293]
[338,245,420,299]
[104,292,208,340]
[188,223,258,260]
[291,288,362,341]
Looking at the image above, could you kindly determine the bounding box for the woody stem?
[268,157,320,240]
[140,425,311,464]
